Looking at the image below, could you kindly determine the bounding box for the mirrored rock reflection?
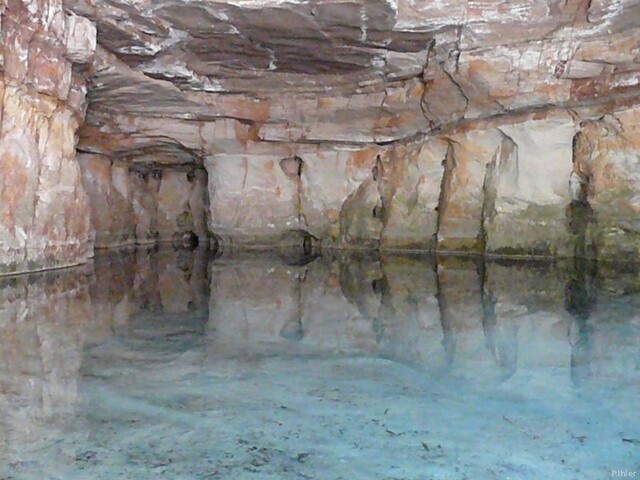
[1,246,639,479]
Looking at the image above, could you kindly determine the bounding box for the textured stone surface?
[206,153,301,245]
[0,83,92,273]
[380,139,447,250]
[64,13,97,64]
[158,169,208,244]
[201,109,631,257]
[2,0,640,272]
[0,0,96,274]
[484,115,577,256]
[70,0,640,146]
[59,0,640,259]
[78,154,136,247]
[79,154,207,247]
[573,106,640,259]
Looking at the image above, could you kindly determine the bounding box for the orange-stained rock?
[436,129,505,252]
[77,154,136,247]
[380,139,448,251]
[573,106,640,259]
[0,0,96,274]
[0,85,92,274]
[3,0,640,269]
[78,154,208,247]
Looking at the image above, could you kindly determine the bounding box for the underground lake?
[0,246,638,480]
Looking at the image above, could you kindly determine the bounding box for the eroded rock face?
[78,154,207,247]
[61,0,639,259]
[573,106,640,259]
[204,112,626,257]
[0,0,96,274]
[482,115,577,257]
[2,0,640,272]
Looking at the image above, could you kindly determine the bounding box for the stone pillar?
[0,2,96,274]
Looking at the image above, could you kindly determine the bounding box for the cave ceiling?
[63,0,640,165]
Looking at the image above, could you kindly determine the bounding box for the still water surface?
[1,246,638,479]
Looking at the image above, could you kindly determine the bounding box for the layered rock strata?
[68,0,640,260]
[78,154,207,248]
[0,0,96,274]
[2,0,640,274]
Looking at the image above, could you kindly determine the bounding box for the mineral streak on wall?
[2,0,640,274]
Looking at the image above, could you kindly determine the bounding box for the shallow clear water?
[0,246,638,480]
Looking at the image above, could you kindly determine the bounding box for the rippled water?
[0,246,638,480]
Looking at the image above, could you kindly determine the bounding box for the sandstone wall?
[2,0,640,273]
[0,1,96,274]
[78,154,208,248]
[205,109,640,259]
[573,106,640,260]
[67,0,640,261]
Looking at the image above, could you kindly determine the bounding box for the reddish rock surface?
[2,0,640,272]
[0,0,96,274]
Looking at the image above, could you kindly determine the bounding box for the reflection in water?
[479,260,518,382]
[435,261,457,369]
[566,197,599,388]
[1,246,639,479]
[565,257,597,387]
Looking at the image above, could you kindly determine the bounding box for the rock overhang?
[61,0,640,164]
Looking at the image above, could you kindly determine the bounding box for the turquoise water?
[1,246,638,479]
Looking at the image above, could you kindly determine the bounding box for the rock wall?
[158,169,208,245]
[2,0,640,274]
[0,1,96,274]
[573,106,640,260]
[206,108,640,259]
[64,0,640,261]
[78,154,208,248]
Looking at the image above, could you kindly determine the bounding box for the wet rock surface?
[0,246,639,479]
